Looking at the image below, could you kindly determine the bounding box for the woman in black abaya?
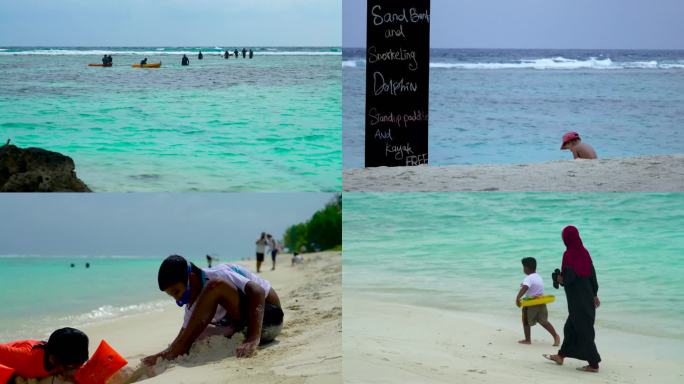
[543,225,601,372]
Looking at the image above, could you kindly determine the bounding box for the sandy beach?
[343,155,684,192]
[343,297,684,384]
[60,252,341,384]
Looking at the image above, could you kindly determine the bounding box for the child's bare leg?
[257,260,262,273]
[539,320,560,346]
[518,310,531,344]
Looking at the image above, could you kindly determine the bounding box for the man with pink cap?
[560,131,597,159]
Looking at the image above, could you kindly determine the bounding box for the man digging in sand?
[142,255,284,365]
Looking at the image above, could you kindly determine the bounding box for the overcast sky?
[344,0,684,49]
[0,0,341,46]
[0,193,334,258]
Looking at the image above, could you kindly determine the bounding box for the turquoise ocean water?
[0,255,233,341]
[343,193,684,339]
[0,47,341,191]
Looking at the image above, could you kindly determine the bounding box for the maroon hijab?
[561,225,593,278]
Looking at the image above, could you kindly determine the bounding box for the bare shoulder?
[578,143,597,159]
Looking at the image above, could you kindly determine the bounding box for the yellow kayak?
[521,295,555,307]
[131,63,161,68]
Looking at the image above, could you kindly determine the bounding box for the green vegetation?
[283,194,341,252]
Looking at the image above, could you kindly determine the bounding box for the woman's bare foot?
[553,335,561,346]
[577,365,599,373]
[543,354,564,365]
[518,339,531,344]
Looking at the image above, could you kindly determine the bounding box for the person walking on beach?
[516,257,561,346]
[181,54,190,66]
[142,255,283,363]
[206,254,219,268]
[249,49,253,59]
[560,131,597,159]
[255,232,269,273]
[267,234,279,271]
[543,226,601,372]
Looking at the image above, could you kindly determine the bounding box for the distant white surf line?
[59,301,169,324]
[342,57,684,69]
[0,49,341,56]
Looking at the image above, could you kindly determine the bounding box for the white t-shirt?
[521,272,544,298]
[183,264,272,328]
[256,238,267,253]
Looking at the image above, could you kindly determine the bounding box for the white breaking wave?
[60,301,169,323]
[659,63,684,69]
[0,49,341,56]
[429,57,684,70]
[340,56,684,70]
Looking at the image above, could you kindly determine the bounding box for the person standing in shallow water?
[242,48,247,58]
[543,225,601,373]
[198,51,203,60]
[234,49,239,59]
[249,49,253,59]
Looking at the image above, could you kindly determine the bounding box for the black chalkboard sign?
[365,0,430,167]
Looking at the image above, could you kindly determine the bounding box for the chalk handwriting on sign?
[365,0,430,168]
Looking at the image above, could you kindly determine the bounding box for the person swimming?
[181,54,190,66]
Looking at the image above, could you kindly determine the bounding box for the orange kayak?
[131,63,161,68]
[88,63,112,67]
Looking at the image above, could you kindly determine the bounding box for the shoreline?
[70,252,341,383]
[343,296,684,384]
[343,155,684,192]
